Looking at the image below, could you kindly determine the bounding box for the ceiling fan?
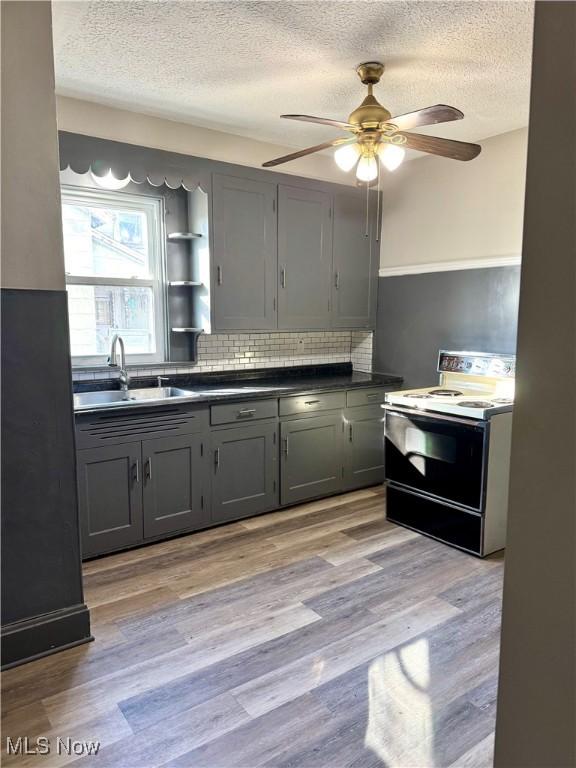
[263,61,481,182]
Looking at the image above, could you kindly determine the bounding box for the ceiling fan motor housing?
[350,62,392,128]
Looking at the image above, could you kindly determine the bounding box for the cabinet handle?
[280,267,287,289]
[304,399,320,406]
[349,423,353,442]
[145,458,152,481]
[334,271,340,289]
[217,265,223,285]
[282,437,289,456]
[238,408,256,417]
[366,393,381,401]
[133,460,139,483]
[214,447,220,469]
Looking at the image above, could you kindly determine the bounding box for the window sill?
[72,361,191,374]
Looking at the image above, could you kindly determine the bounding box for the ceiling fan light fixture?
[356,154,378,182]
[334,143,360,171]
[379,143,406,172]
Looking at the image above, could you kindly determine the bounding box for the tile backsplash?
[73,331,374,380]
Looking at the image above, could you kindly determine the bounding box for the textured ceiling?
[52,1,534,149]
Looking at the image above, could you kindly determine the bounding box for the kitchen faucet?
[108,334,130,392]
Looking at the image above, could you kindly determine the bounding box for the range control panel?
[437,351,516,378]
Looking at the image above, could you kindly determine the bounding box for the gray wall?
[1,1,91,667]
[494,2,576,765]
[373,266,520,388]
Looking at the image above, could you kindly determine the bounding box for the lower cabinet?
[280,414,343,505]
[211,422,278,522]
[76,388,389,557]
[77,443,144,558]
[77,433,208,557]
[142,434,209,539]
[343,405,385,490]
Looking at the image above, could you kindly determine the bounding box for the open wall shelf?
[167,231,203,241]
[165,186,211,363]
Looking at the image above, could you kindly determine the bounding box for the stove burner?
[492,398,513,404]
[459,401,494,408]
[429,389,463,397]
[404,393,432,399]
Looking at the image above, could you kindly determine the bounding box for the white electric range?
[383,351,516,557]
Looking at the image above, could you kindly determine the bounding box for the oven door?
[384,408,487,511]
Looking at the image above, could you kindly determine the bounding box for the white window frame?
[62,186,167,367]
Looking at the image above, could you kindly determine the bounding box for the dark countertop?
[73,363,403,414]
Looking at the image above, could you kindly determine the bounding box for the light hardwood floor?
[1,487,504,768]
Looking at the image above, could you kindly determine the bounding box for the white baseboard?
[379,255,521,278]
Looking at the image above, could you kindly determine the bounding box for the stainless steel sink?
[74,387,198,411]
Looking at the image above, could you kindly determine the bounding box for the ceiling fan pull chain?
[376,161,381,243]
[365,181,369,238]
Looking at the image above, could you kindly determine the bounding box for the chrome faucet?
[108,334,130,392]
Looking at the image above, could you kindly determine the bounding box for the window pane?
[67,284,157,357]
[62,201,152,278]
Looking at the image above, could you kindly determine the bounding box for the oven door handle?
[383,405,487,429]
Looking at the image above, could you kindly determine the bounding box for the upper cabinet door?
[212,174,277,330]
[331,190,378,328]
[277,185,333,329]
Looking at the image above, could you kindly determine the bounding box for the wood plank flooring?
[1,487,504,768]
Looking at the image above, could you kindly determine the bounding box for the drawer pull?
[304,399,320,406]
[367,393,382,400]
[238,409,256,417]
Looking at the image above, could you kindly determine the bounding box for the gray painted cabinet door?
[343,407,385,490]
[332,190,378,328]
[212,174,277,330]
[142,433,208,539]
[212,422,278,522]
[280,414,343,505]
[277,185,333,329]
[77,443,143,558]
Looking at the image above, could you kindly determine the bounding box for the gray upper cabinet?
[142,433,208,539]
[212,174,277,330]
[280,414,343,505]
[332,189,378,328]
[211,422,278,522]
[77,443,143,558]
[277,185,333,329]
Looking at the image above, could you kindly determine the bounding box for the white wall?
[379,128,528,271]
[1,1,66,290]
[56,96,352,186]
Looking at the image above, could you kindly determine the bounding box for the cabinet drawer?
[346,387,386,408]
[279,391,346,416]
[211,399,277,425]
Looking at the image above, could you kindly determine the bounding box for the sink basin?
[74,387,198,411]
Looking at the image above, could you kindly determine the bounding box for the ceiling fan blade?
[387,105,464,132]
[262,137,356,168]
[401,132,481,161]
[281,114,358,132]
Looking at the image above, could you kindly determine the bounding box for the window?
[62,187,165,365]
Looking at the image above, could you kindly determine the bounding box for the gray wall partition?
[373,266,521,388]
[494,2,576,765]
